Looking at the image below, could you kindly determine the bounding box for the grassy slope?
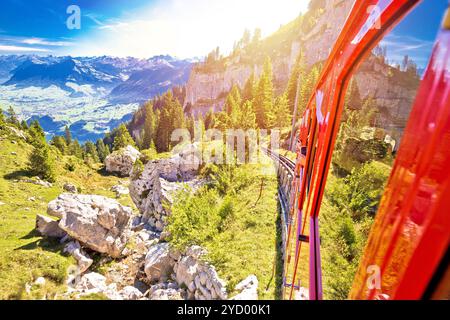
[208,164,282,300]
[0,132,134,299]
[168,160,283,300]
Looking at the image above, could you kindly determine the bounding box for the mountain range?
[0,54,193,142]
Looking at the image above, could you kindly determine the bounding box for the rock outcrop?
[35,214,67,238]
[69,272,146,300]
[63,183,78,193]
[231,275,259,300]
[105,145,141,177]
[129,144,202,231]
[47,193,133,258]
[64,241,93,274]
[144,243,176,283]
[111,185,129,198]
[148,282,185,300]
[173,246,227,300]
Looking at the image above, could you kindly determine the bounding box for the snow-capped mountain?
[110,57,192,103]
[0,54,193,142]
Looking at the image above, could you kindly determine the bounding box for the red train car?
[287,0,450,300]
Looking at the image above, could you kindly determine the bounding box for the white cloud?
[67,0,309,58]
[21,38,73,47]
[0,45,50,52]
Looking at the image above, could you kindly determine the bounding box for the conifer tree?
[7,106,19,125]
[254,57,274,128]
[96,139,110,162]
[224,85,242,115]
[29,120,45,143]
[51,135,67,154]
[239,100,257,130]
[142,102,156,150]
[345,79,362,110]
[113,124,135,151]
[156,107,171,152]
[268,94,292,129]
[242,73,256,102]
[286,50,306,113]
[20,120,28,130]
[84,141,100,163]
[64,126,72,145]
[0,107,5,124]
[204,109,215,130]
[69,139,84,159]
[28,120,56,182]
[299,65,320,115]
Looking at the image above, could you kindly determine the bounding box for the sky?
[0,0,447,66]
[0,0,309,58]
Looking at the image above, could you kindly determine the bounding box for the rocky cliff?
[184,0,354,113]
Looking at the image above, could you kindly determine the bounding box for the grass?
[0,129,135,299]
[167,161,283,300]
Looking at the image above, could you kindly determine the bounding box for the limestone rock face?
[129,144,202,231]
[35,214,66,238]
[148,282,185,300]
[231,275,259,300]
[64,241,93,274]
[47,193,132,258]
[105,145,141,177]
[174,246,227,300]
[120,286,144,300]
[144,242,176,283]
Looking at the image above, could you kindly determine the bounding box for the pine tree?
[51,135,67,154]
[299,65,320,115]
[254,57,274,128]
[286,50,306,113]
[204,109,215,130]
[268,94,292,128]
[0,107,5,124]
[64,126,72,145]
[113,124,135,151]
[69,140,84,159]
[20,120,28,130]
[239,100,257,130]
[84,141,100,163]
[96,139,110,162]
[142,102,156,150]
[224,85,242,115]
[156,107,171,152]
[28,125,56,182]
[345,79,362,110]
[7,106,18,125]
[28,120,45,143]
[242,73,256,102]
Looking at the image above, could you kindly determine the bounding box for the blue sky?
[381,0,448,68]
[0,0,447,65]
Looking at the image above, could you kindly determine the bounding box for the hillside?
[184,0,353,112]
[0,125,135,299]
[0,116,282,300]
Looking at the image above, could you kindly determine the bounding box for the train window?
[317,1,448,300]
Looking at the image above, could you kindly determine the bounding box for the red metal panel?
[350,26,450,300]
[287,0,423,299]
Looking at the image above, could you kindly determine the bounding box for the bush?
[28,140,56,182]
[140,148,158,164]
[327,161,390,220]
[166,188,223,250]
[201,164,253,196]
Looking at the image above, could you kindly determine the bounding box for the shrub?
[28,140,56,182]
[327,161,390,220]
